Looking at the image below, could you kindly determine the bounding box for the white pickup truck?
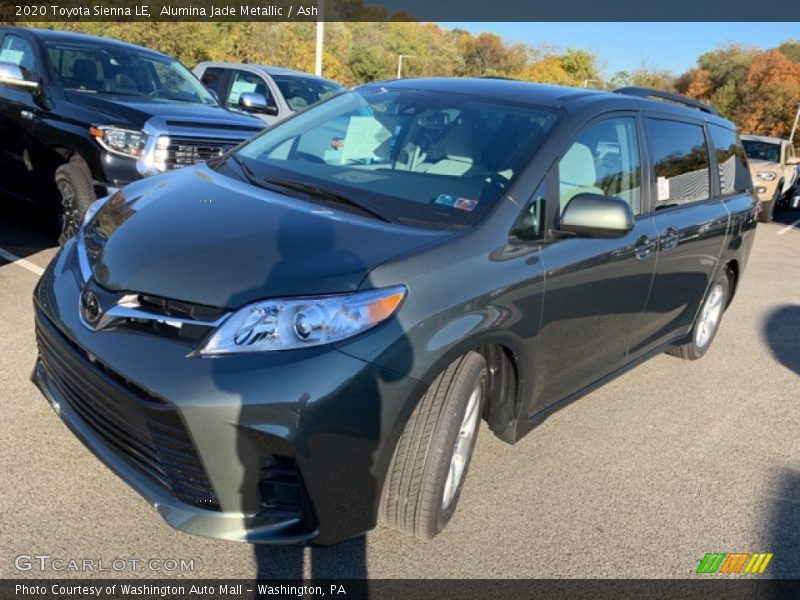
[741,134,800,222]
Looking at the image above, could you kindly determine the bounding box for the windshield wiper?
[227,156,390,222]
[262,176,391,223]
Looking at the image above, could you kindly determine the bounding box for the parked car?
[0,27,265,243]
[33,81,757,545]
[741,134,800,222]
[194,62,344,125]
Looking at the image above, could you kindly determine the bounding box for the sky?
[439,23,800,78]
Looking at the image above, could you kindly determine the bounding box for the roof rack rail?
[613,86,719,116]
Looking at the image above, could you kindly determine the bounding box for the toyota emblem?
[80,289,101,326]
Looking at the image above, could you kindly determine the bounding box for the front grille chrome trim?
[85,294,229,333]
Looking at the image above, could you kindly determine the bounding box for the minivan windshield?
[230,87,559,229]
[45,41,217,105]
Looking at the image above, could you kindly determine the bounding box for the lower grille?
[36,312,219,511]
[165,137,244,170]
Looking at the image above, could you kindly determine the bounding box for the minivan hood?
[83,165,445,308]
[64,92,263,129]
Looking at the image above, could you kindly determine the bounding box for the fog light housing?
[756,186,767,194]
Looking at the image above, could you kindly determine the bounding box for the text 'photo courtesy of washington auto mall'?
[0,0,799,597]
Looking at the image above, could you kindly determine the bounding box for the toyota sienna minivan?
[33,79,757,545]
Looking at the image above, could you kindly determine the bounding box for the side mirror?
[786,156,800,166]
[0,62,40,93]
[238,92,278,116]
[560,193,634,239]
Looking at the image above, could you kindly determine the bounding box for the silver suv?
[194,62,344,125]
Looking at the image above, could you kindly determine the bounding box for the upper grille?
[36,311,219,511]
[164,137,244,170]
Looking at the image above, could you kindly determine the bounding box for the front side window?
[230,88,559,230]
[44,41,216,105]
[646,119,710,208]
[558,117,641,216]
[227,70,274,109]
[0,35,39,80]
[708,124,750,195]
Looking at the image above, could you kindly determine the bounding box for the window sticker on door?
[657,176,670,201]
[229,80,258,105]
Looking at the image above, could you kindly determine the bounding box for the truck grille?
[165,137,244,170]
[36,311,219,511]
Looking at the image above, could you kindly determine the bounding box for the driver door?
[530,114,659,416]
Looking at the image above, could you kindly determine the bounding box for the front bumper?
[32,242,424,545]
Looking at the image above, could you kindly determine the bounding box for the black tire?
[759,191,777,223]
[54,159,95,245]
[668,270,731,360]
[380,352,487,539]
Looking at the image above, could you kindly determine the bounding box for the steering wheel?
[147,87,169,98]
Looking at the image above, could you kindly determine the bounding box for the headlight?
[198,286,406,356]
[756,171,777,181]
[90,126,148,158]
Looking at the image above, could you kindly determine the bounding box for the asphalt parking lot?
[1,200,799,580]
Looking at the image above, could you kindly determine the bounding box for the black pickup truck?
[0,27,264,242]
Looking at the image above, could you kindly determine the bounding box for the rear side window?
[646,119,710,208]
[708,124,750,195]
[200,67,225,94]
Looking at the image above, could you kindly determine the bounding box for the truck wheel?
[54,159,95,245]
[668,270,731,361]
[380,352,487,539]
[759,192,777,223]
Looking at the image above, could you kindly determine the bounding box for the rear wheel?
[380,352,487,539]
[669,270,731,360]
[54,159,95,245]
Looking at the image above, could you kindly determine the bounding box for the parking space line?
[0,247,45,276]
[777,218,800,235]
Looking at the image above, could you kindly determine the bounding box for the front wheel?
[380,352,487,539]
[669,270,731,360]
[54,159,95,245]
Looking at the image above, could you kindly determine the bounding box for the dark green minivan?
[33,79,757,545]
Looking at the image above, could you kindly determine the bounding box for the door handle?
[20,110,34,121]
[634,235,657,259]
[661,227,680,251]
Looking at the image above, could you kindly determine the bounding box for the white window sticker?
[657,176,670,201]
[0,49,24,66]
[340,116,392,161]
[229,80,258,105]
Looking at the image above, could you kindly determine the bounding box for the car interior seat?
[559,143,604,214]
[419,121,479,176]
[72,59,99,91]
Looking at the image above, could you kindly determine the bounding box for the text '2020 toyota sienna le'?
[33,79,757,545]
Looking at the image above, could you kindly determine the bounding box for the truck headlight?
[197,286,406,356]
[756,171,777,181]
[90,126,148,158]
